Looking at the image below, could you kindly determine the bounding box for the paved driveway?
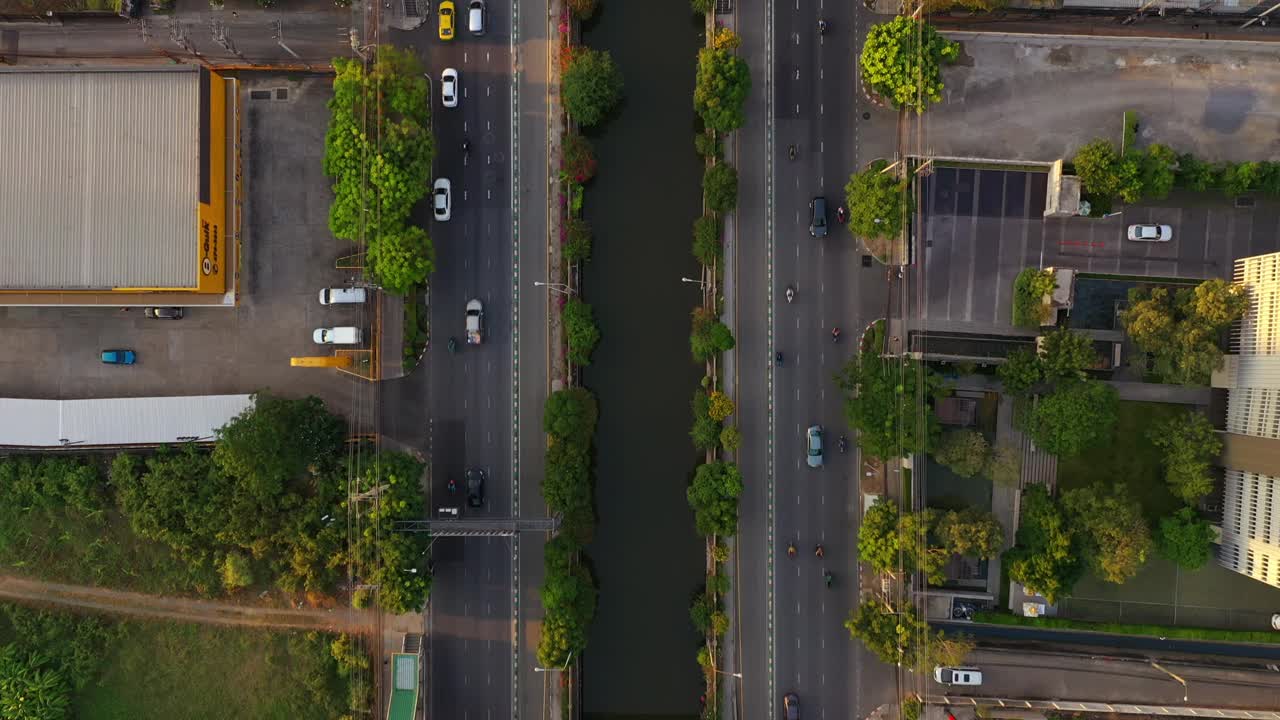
[916,166,1280,335]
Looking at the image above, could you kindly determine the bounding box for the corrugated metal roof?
[0,395,253,448]
[0,68,200,290]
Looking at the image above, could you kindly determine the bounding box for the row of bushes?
[689,9,751,720]
[1072,136,1280,213]
[323,48,435,294]
[0,395,430,615]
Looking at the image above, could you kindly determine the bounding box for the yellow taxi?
[438,0,456,41]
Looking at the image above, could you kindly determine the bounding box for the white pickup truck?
[465,299,484,345]
[313,327,362,345]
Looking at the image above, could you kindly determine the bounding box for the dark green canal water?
[581,2,707,718]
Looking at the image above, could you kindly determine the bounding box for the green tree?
[935,508,1004,559]
[1072,139,1121,200]
[1062,484,1152,584]
[692,214,722,266]
[859,17,959,113]
[220,552,254,592]
[691,0,715,12]
[1039,328,1097,380]
[1193,277,1249,328]
[1137,144,1178,200]
[565,217,593,263]
[1012,268,1056,328]
[858,499,901,573]
[845,601,966,669]
[1121,280,1248,385]
[1024,380,1118,457]
[846,160,908,242]
[537,535,597,668]
[984,444,1022,486]
[1156,507,1215,570]
[707,391,735,422]
[719,425,742,452]
[562,298,601,366]
[566,0,596,19]
[562,47,623,127]
[561,132,597,183]
[213,394,346,502]
[543,388,598,444]
[933,429,990,479]
[1149,411,1221,505]
[0,646,71,720]
[1222,161,1261,197]
[542,440,593,537]
[687,462,744,536]
[703,163,739,213]
[998,348,1042,396]
[690,308,736,362]
[370,224,434,294]
[836,348,943,460]
[694,40,751,132]
[1175,153,1219,191]
[1006,486,1083,603]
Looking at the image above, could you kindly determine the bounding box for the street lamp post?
[1149,659,1188,703]
[681,276,708,289]
[534,651,573,673]
[533,281,575,296]
[712,669,743,679]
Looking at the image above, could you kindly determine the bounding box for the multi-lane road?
[735,0,893,718]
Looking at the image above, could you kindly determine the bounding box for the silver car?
[806,425,824,468]
[433,178,452,222]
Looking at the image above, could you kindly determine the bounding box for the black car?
[808,197,828,238]
[783,693,800,720]
[465,468,486,508]
[144,307,183,319]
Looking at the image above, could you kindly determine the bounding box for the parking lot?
[915,166,1280,335]
[0,75,377,428]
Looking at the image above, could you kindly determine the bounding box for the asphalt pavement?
[393,7,521,720]
[933,647,1280,709]
[733,1,894,718]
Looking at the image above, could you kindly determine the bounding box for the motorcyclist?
[787,544,797,558]
[818,19,827,34]
[788,144,796,160]
[785,285,795,303]
[839,435,849,453]
[831,327,841,342]
[814,544,824,559]
[824,571,834,588]
[776,351,784,367]
[462,138,471,153]
[447,477,457,494]
[837,206,846,223]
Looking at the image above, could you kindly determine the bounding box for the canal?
[581,1,708,719]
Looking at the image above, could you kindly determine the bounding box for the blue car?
[100,349,136,365]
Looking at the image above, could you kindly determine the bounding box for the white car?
[433,178,452,222]
[441,68,459,108]
[313,327,363,345]
[1127,224,1172,242]
[933,666,983,686]
[466,298,484,345]
[318,287,367,305]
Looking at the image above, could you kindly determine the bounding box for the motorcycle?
[818,19,828,34]
[839,436,848,454]
[824,571,834,589]
[787,544,797,559]
[785,285,795,304]
[776,352,784,367]
[836,206,847,224]
[831,327,841,343]
[447,337,459,354]
[814,544,824,559]
[447,478,457,494]
[788,144,797,161]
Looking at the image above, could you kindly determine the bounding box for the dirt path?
[0,575,422,634]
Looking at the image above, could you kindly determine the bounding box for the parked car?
[468,0,486,35]
[100,349,137,365]
[809,197,828,238]
[434,178,452,222]
[438,0,456,40]
[806,425,824,468]
[318,287,367,305]
[313,327,363,345]
[933,666,983,686]
[144,307,183,319]
[783,693,800,720]
[465,467,486,508]
[466,299,484,345]
[1127,224,1172,242]
[441,68,459,108]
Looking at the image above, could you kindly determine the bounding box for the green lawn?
[1055,400,1185,524]
[76,622,354,720]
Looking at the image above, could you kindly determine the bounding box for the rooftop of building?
[0,67,200,291]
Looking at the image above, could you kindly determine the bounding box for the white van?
[318,287,368,305]
[313,327,363,345]
[468,0,485,35]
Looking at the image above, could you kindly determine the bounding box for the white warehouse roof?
[0,395,253,448]
[0,67,200,290]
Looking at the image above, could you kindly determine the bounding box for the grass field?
[76,622,354,720]
[1055,400,1185,524]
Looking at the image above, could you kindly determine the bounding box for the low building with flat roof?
[0,66,240,306]
[0,395,253,449]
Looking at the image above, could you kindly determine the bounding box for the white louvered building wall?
[1216,252,1280,588]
